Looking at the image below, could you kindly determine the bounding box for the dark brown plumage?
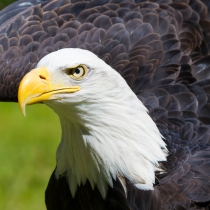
[1,0,210,209]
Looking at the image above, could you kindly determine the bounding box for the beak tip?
[19,103,26,117]
[22,108,26,117]
[23,111,26,117]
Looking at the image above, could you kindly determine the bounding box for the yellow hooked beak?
[18,66,80,116]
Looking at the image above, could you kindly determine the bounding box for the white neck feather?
[46,85,167,199]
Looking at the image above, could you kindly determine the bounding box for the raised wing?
[0,0,209,102]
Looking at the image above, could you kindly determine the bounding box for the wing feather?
[1,0,210,209]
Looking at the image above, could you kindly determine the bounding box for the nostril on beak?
[39,75,46,80]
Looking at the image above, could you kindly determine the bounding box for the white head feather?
[37,48,168,198]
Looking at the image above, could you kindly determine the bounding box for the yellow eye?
[67,66,86,79]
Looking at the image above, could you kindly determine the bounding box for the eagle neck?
[55,111,111,199]
[47,93,167,199]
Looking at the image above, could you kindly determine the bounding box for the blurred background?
[0,1,61,210]
[0,0,15,10]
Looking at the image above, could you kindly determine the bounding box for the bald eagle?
[1,0,210,209]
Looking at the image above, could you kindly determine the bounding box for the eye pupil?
[75,68,80,74]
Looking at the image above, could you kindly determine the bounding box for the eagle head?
[18,48,167,198]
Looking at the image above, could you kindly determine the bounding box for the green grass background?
[0,103,60,210]
[0,0,16,10]
[0,1,61,209]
